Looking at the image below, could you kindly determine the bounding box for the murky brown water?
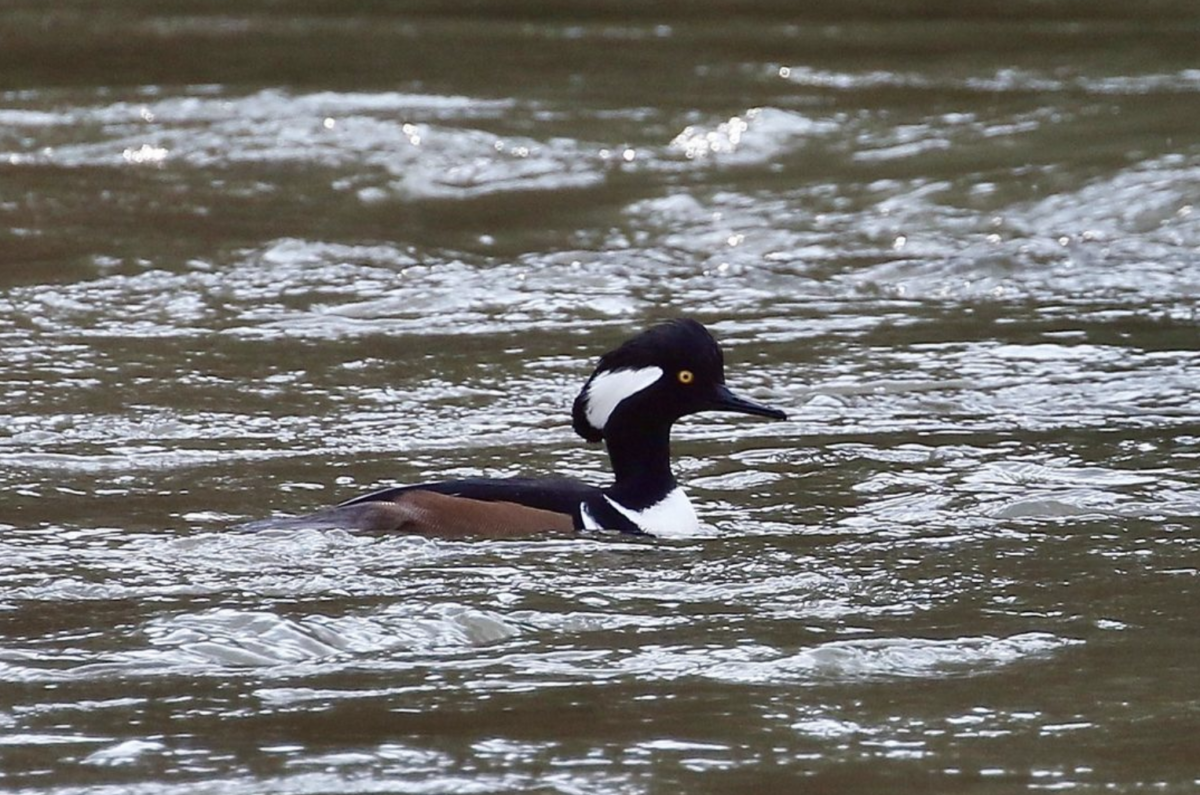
[2,2,1199,793]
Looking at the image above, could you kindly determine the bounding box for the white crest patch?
[583,366,663,433]
[604,487,709,539]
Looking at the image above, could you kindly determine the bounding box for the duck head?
[572,318,786,442]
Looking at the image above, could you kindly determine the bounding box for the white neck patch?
[604,487,706,539]
[583,366,663,433]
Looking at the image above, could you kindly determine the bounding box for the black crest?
[571,319,726,442]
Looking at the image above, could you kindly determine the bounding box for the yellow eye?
[677,369,695,385]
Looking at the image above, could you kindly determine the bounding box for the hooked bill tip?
[711,385,786,421]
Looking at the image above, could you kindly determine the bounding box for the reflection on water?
[2,2,1199,793]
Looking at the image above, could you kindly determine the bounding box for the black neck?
[602,419,677,509]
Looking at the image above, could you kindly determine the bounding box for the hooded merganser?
[263,319,786,538]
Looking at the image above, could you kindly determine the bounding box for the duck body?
[257,319,784,539]
[335,475,697,538]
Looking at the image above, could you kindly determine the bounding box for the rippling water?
[2,2,1199,793]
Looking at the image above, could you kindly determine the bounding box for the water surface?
[2,2,1199,793]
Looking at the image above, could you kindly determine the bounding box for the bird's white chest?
[593,487,701,538]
